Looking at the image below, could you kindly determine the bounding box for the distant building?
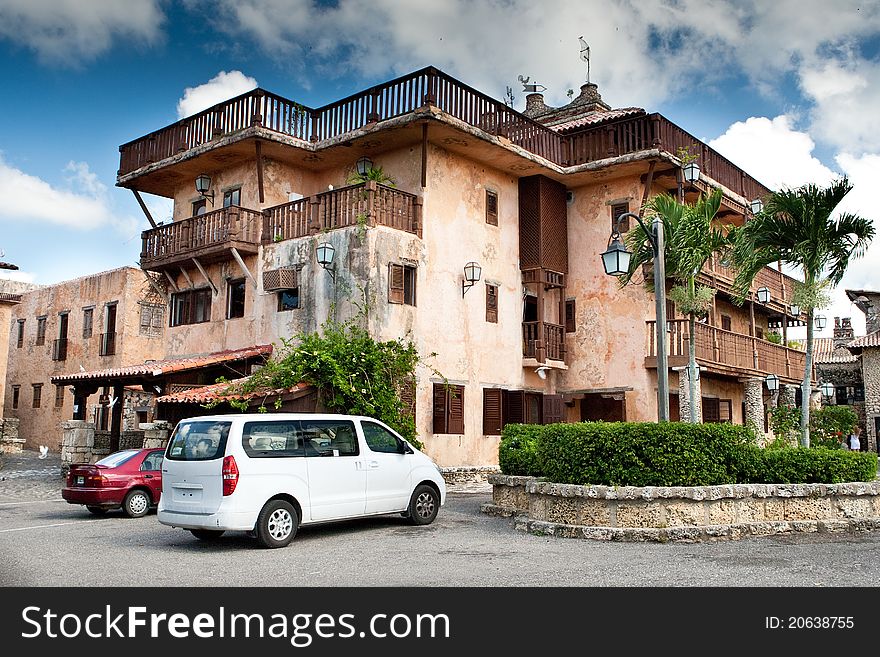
[845,290,880,452]
[5,267,167,451]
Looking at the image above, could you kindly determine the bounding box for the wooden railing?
[647,319,811,380]
[700,255,800,314]
[263,182,421,242]
[522,321,566,362]
[141,206,263,265]
[119,68,771,207]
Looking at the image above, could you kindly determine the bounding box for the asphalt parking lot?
[3,449,880,587]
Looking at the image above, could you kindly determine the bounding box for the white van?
[157,414,446,548]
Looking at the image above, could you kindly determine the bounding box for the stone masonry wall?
[0,417,23,454]
[863,349,880,453]
[484,475,880,542]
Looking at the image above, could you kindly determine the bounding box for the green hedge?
[499,422,877,486]
[498,424,544,476]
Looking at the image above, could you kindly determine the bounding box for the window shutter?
[432,383,448,434]
[565,299,576,333]
[502,390,524,425]
[448,385,465,434]
[483,388,503,435]
[542,394,563,425]
[486,285,498,323]
[611,203,630,232]
[486,190,498,225]
[399,377,416,419]
[719,399,732,423]
[702,397,720,423]
[388,263,405,304]
[721,315,732,331]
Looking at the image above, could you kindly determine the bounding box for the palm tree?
[731,177,874,447]
[621,188,731,422]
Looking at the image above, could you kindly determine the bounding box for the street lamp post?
[601,211,669,421]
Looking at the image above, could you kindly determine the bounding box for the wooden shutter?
[565,299,576,333]
[702,397,720,423]
[502,389,524,425]
[432,383,447,434]
[399,377,416,419]
[719,399,732,423]
[612,203,630,232]
[721,315,732,331]
[388,263,405,304]
[486,284,498,323]
[542,394,563,425]
[483,388,503,435]
[486,190,498,225]
[448,385,465,434]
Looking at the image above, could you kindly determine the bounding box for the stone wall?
[119,430,146,450]
[141,421,171,449]
[863,349,880,453]
[483,474,880,542]
[0,417,23,454]
[60,421,95,474]
[440,466,499,488]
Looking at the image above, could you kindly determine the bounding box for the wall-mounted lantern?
[462,261,482,296]
[356,156,374,177]
[820,381,835,400]
[750,198,764,214]
[316,242,336,281]
[765,373,779,392]
[682,161,700,184]
[195,173,214,205]
[756,287,771,304]
[815,314,827,330]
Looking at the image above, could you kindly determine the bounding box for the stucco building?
[51,67,813,468]
[5,267,167,450]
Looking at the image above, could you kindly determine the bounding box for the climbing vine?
[211,312,440,450]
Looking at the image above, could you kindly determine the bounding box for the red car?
[62,448,164,518]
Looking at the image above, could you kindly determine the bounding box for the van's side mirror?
[399,441,414,454]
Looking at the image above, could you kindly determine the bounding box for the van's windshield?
[165,420,232,461]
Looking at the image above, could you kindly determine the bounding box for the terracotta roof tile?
[790,337,858,363]
[51,345,273,383]
[548,108,646,133]
[156,378,311,404]
[849,330,880,350]
[0,261,18,270]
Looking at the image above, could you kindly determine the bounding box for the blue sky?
[1,0,879,338]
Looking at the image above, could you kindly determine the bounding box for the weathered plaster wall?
[4,268,166,450]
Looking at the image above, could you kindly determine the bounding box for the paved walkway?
[0,450,64,503]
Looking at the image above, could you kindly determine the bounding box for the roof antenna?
[579,36,590,83]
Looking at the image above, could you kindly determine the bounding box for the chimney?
[567,82,611,113]
[833,317,855,347]
[523,92,550,118]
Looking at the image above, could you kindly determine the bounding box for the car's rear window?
[96,450,140,468]
[165,420,232,461]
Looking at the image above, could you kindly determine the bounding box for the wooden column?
[110,384,124,452]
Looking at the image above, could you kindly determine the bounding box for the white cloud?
[0,0,164,64]
[708,115,836,190]
[177,71,260,118]
[191,0,880,114]
[799,57,880,153]
[0,269,36,284]
[0,155,138,234]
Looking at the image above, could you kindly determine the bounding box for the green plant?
[810,405,858,449]
[765,331,782,344]
[273,233,284,243]
[346,165,396,187]
[786,340,801,349]
[498,424,544,476]
[209,309,440,450]
[676,144,699,165]
[731,177,874,446]
[768,404,800,444]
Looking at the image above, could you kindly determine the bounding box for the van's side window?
[362,421,402,454]
[300,420,359,457]
[242,421,304,458]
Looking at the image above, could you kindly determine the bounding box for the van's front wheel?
[255,500,298,548]
[406,484,439,525]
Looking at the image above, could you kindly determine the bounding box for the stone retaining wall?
[440,466,499,487]
[0,418,23,454]
[483,474,880,542]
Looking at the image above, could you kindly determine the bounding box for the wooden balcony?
[699,256,804,325]
[263,182,421,242]
[523,321,566,363]
[140,205,264,271]
[118,67,769,204]
[645,319,813,383]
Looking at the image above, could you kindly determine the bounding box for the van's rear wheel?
[407,484,439,525]
[255,500,298,548]
[190,529,225,541]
